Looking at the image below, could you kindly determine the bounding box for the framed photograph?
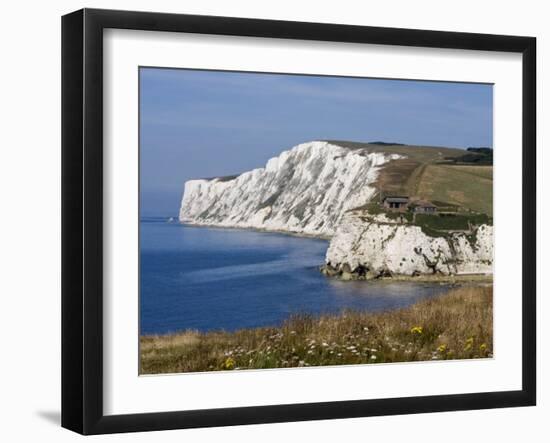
[61,8,536,435]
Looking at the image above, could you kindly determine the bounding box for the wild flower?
[307,350,314,355]
[370,355,377,360]
[437,344,447,353]
[479,343,487,352]
[322,342,329,347]
[223,358,235,370]
[464,337,474,351]
[410,326,423,335]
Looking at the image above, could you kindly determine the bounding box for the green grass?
[140,286,493,374]
[416,165,493,215]
[326,141,492,216]
[414,213,492,235]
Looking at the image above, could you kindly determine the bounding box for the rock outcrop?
[323,212,493,278]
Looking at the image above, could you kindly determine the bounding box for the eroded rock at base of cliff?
[324,212,493,279]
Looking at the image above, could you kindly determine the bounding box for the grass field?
[416,165,493,215]
[327,141,493,215]
[140,285,492,374]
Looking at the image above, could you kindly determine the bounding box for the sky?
[140,67,493,216]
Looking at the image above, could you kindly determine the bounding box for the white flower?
[371,355,377,360]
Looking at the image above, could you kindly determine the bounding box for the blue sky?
[140,68,493,216]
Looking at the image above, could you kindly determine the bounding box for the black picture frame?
[62,8,536,435]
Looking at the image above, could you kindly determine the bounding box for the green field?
[327,141,493,216]
[416,165,493,215]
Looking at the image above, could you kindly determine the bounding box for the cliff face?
[179,141,399,237]
[179,140,493,277]
[324,212,493,277]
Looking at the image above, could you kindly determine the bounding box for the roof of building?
[383,196,409,203]
[414,200,437,208]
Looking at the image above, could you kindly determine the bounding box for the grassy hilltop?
[140,286,492,374]
[327,141,493,216]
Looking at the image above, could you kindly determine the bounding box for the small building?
[382,196,409,211]
[412,200,438,214]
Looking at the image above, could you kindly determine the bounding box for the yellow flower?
[437,344,447,353]
[410,326,423,335]
[464,337,474,351]
[480,343,487,352]
[223,357,235,370]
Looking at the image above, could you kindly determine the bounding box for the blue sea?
[140,217,452,335]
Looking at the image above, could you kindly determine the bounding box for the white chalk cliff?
[179,141,493,277]
[324,212,493,277]
[179,141,398,237]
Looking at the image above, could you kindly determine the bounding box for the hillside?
[326,140,493,215]
[179,140,493,237]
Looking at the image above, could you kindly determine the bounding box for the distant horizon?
[140,68,493,216]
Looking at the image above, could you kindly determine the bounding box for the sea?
[140,216,453,335]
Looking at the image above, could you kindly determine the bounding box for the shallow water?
[140,217,454,334]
